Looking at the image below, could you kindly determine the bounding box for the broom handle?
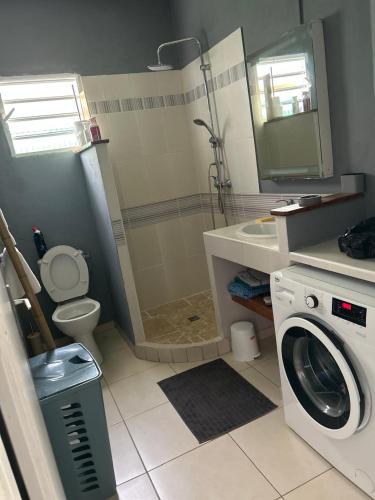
[0,214,55,351]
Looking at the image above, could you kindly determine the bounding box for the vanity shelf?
[265,109,317,124]
[231,295,274,321]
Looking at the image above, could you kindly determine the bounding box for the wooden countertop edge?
[76,139,110,154]
[270,193,363,217]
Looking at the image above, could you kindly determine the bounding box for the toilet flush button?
[354,469,374,494]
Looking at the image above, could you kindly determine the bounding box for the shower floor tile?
[142,291,218,344]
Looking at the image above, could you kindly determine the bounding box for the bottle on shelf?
[302,91,311,112]
[32,226,48,258]
[89,117,102,142]
[292,96,300,114]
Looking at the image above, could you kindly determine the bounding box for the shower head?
[193,118,218,142]
[193,118,207,127]
[147,63,174,72]
[147,37,204,73]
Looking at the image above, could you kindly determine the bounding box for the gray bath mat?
[158,358,277,443]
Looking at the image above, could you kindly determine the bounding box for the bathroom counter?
[270,193,362,217]
[204,222,289,275]
[290,238,375,284]
[203,222,289,340]
[204,193,367,340]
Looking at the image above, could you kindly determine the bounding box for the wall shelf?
[265,109,317,124]
[231,295,273,321]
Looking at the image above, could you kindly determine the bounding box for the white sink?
[237,222,277,239]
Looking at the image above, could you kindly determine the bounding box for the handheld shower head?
[193,118,218,142]
[193,118,207,127]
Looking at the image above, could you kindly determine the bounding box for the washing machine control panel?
[332,298,367,327]
[305,295,319,309]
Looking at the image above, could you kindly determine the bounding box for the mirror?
[246,20,333,181]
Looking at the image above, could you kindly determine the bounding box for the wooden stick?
[27,331,44,356]
[0,213,55,351]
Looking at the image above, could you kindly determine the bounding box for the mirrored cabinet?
[246,20,333,181]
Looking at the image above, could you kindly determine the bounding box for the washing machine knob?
[306,295,319,308]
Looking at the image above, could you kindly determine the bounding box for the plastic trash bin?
[231,321,260,361]
[30,343,116,500]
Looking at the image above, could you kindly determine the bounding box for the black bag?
[338,217,375,259]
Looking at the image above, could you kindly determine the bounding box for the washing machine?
[271,264,375,497]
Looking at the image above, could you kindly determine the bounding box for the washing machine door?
[279,317,364,439]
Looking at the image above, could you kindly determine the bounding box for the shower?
[193,118,218,143]
[193,118,230,225]
[148,37,231,228]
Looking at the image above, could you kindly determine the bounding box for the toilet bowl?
[39,245,103,364]
[52,298,102,363]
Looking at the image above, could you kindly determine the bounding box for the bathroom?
[0,0,375,499]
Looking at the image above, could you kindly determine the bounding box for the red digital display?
[342,302,352,311]
[332,298,366,326]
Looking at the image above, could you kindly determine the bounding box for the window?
[255,54,311,122]
[0,74,84,155]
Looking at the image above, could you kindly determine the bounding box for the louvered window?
[0,74,84,155]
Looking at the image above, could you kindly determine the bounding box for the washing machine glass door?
[280,317,364,439]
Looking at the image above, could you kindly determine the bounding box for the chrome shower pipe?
[155,37,215,133]
[152,37,230,227]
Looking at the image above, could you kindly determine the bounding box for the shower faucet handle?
[200,63,211,71]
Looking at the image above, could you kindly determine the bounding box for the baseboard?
[55,336,73,347]
[94,321,116,335]
[257,325,276,339]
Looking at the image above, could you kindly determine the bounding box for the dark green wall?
[0,0,174,76]
[169,0,375,209]
[169,0,299,66]
[0,127,114,337]
[0,0,176,337]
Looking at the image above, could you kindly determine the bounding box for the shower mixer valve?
[210,162,231,190]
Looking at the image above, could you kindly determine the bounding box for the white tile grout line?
[105,387,161,499]
[105,377,221,498]
[229,426,335,499]
[227,431,283,498]
[114,472,161,499]
[248,362,282,389]
[103,338,337,497]
[111,347,366,497]
[103,351,339,500]
[123,401,170,422]
[102,362,163,386]
[105,366,240,482]
[277,468,335,498]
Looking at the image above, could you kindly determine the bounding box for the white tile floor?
[97,328,369,500]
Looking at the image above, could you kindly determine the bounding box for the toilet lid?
[40,245,89,303]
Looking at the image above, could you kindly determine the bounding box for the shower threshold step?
[133,336,231,364]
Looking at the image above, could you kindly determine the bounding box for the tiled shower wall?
[183,28,260,223]
[82,29,281,310]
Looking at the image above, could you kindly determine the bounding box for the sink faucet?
[276,199,295,206]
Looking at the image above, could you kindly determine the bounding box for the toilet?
[39,245,103,364]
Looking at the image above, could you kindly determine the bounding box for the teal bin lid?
[29,343,102,400]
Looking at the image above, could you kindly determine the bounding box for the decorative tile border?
[121,97,144,111]
[111,218,126,246]
[87,61,246,116]
[123,198,179,229]
[121,192,303,229]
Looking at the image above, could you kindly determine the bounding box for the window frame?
[0,73,86,157]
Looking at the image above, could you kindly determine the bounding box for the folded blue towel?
[228,278,270,299]
[236,269,269,287]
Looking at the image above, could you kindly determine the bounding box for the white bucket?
[231,321,260,362]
